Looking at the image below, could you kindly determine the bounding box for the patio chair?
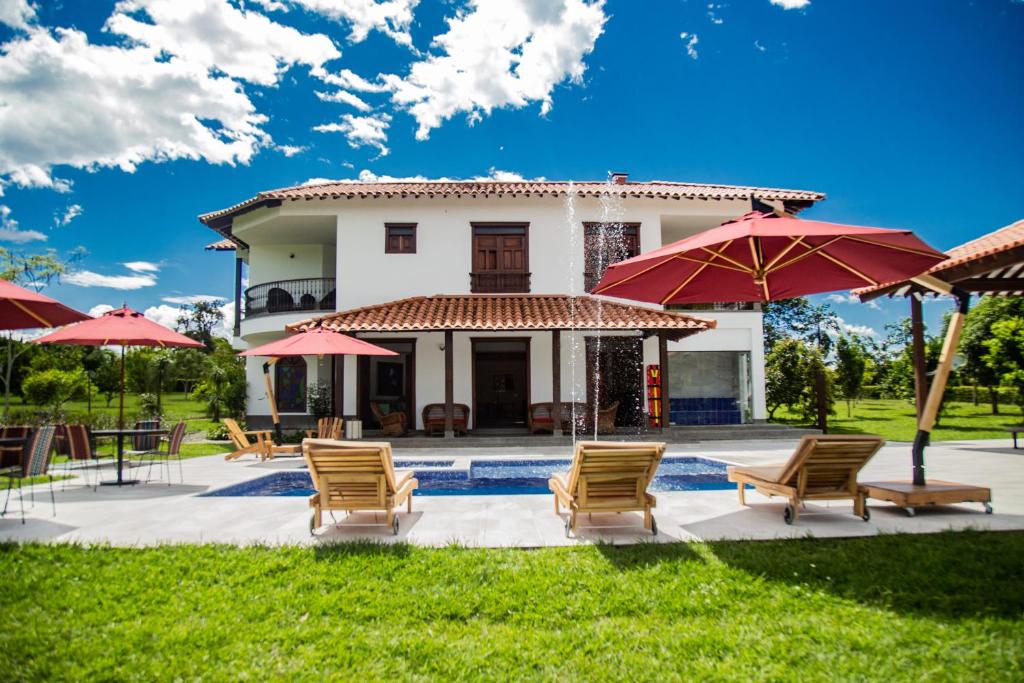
[306,416,344,440]
[0,425,30,469]
[421,403,469,436]
[549,441,667,537]
[595,401,620,435]
[125,419,162,466]
[726,434,885,524]
[144,421,187,485]
[61,424,104,490]
[528,403,555,434]
[1,425,57,524]
[303,438,418,535]
[370,402,407,437]
[223,418,299,461]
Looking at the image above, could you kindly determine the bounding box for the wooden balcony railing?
[244,278,336,319]
[470,272,531,293]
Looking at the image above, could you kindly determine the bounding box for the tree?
[763,298,842,355]
[194,338,246,420]
[171,348,209,397]
[0,245,85,419]
[961,297,1024,414]
[765,338,811,419]
[177,300,225,352]
[306,381,332,421]
[983,316,1024,416]
[91,350,121,407]
[21,368,87,414]
[835,335,867,416]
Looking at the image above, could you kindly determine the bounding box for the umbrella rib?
[748,237,770,300]
[842,235,944,258]
[817,248,879,285]
[766,236,845,273]
[591,253,682,294]
[762,236,807,272]
[673,254,750,274]
[699,245,752,273]
[660,261,710,305]
[8,298,52,328]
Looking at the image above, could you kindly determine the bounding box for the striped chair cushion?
[133,420,161,451]
[166,422,187,456]
[424,405,446,423]
[65,425,93,461]
[23,425,56,477]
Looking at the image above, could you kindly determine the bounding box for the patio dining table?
[92,428,167,487]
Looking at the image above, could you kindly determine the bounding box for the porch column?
[658,332,670,433]
[551,329,562,437]
[332,354,344,420]
[444,329,454,438]
[233,255,243,337]
[910,295,928,418]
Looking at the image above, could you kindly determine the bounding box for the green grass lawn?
[772,398,1023,442]
[1,532,1021,680]
[8,392,218,434]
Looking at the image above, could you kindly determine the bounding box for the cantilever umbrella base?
[860,481,993,517]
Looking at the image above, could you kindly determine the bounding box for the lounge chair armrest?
[394,469,415,487]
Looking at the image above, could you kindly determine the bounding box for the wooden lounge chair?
[222,418,299,461]
[549,441,667,537]
[421,403,469,436]
[303,439,418,535]
[727,434,885,524]
[370,402,407,437]
[305,416,344,440]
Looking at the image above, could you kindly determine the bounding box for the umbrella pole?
[263,359,282,444]
[118,345,126,431]
[909,276,970,486]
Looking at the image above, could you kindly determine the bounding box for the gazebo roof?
[287,294,715,340]
[856,218,1024,300]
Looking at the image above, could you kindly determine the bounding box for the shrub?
[206,422,231,440]
[138,392,160,418]
[306,381,332,421]
[21,368,87,413]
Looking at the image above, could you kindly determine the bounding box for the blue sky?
[0,0,1021,337]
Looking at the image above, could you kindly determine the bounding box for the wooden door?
[472,225,529,292]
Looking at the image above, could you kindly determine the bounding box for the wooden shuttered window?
[385,223,417,254]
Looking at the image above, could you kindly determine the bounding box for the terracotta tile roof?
[855,218,1024,297]
[199,179,825,226]
[205,238,237,251]
[287,294,715,336]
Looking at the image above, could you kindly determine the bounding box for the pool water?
[201,457,734,497]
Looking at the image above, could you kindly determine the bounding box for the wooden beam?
[658,333,669,433]
[551,330,562,437]
[444,330,454,438]
[910,296,928,418]
[955,278,1024,293]
[332,354,344,420]
[233,256,243,337]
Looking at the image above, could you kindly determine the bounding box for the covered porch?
[286,294,715,438]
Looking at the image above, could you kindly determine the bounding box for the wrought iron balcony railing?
[469,272,531,293]
[244,278,336,319]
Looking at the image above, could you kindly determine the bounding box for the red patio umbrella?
[239,326,396,440]
[0,279,90,330]
[33,307,204,428]
[592,211,947,305]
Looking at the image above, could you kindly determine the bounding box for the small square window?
[385,223,416,254]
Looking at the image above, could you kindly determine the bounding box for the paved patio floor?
[1,438,1021,547]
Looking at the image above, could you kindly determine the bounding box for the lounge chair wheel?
[984,502,993,514]
[564,517,572,538]
[861,508,871,522]
[650,516,658,536]
[392,516,400,535]
[783,505,795,525]
[905,507,916,518]
[309,513,317,536]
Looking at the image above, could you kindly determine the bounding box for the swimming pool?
[201,457,734,497]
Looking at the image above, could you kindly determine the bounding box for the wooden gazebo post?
[658,332,670,433]
[551,329,562,437]
[444,329,454,439]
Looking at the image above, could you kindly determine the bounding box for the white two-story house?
[201,175,824,434]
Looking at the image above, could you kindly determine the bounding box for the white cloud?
[64,270,157,289]
[88,304,115,317]
[825,293,880,310]
[161,294,225,305]
[302,167,543,185]
[381,0,607,140]
[54,203,83,227]
[141,303,181,329]
[276,144,307,157]
[770,0,810,9]
[319,67,392,93]
[843,323,878,338]
[680,32,699,60]
[106,0,341,87]
[0,26,271,190]
[0,0,35,30]
[124,261,159,273]
[314,113,391,156]
[754,40,766,52]
[316,89,373,112]
[0,204,46,243]
[707,4,724,24]
[280,0,419,46]
[215,300,236,339]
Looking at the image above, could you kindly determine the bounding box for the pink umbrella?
[34,307,204,428]
[239,326,396,439]
[0,279,90,330]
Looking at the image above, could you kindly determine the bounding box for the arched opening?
[275,356,307,413]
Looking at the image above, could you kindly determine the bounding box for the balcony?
[469,272,531,293]
[244,278,336,319]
